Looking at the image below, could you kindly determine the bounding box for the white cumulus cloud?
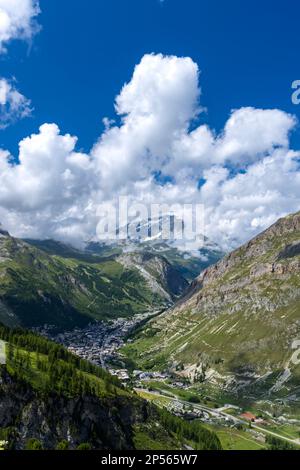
[92,53,200,193]
[214,107,296,165]
[0,0,40,53]
[0,53,299,251]
[0,78,32,128]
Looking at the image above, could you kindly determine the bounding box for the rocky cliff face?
[118,252,188,303]
[124,211,300,400]
[0,367,158,450]
[184,211,300,315]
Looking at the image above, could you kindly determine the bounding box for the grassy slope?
[122,212,300,399]
[0,325,221,451]
[203,425,265,450]
[0,236,164,330]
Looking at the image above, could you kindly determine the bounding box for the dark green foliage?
[56,440,69,450]
[77,443,92,450]
[0,323,222,451]
[0,323,121,397]
[157,407,222,450]
[187,395,201,404]
[0,427,16,450]
[266,435,298,450]
[25,438,43,450]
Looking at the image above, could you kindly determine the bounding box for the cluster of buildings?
[166,400,239,427]
[55,321,122,368]
[240,412,267,424]
[109,368,130,382]
[43,312,155,370]
[132,370,169,380]
[107,369,173,384]
[167,401,207,420]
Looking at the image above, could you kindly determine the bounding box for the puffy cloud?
[0,53,300,250]
[0,124,97,244]
[165,107,296,176]
[0,2,39,127]
[214,107,296,165]
[92,53,200,192]
[0,0,40,52]
[198,148,300,249]
[0,123,95,210]
[0,78,32,128]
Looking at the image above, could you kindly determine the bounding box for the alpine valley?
[122,211,300,429]
[1,212,300,450]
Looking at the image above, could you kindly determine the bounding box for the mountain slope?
[0,324,221,450]
[84,213,224,282]
[118,251,188,303]
[123,211,300,400]
[86,238,224,283]
[142,240,224,282]
[0,231,187,331]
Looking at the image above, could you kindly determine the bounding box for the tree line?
[157,407,222,450]
[0,323,121,397]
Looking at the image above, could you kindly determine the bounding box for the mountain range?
[1,210,300,449]
[0,227,222,331]
[123,211,300,402]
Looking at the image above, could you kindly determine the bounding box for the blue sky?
[0,0,300,249]
[1,0,299,155]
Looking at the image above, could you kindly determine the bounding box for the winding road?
[136,388,300,447]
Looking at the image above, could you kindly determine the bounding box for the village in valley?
[33,315,300,451]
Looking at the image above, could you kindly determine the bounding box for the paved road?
[136,388,300,447]
[250,423,300,446]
